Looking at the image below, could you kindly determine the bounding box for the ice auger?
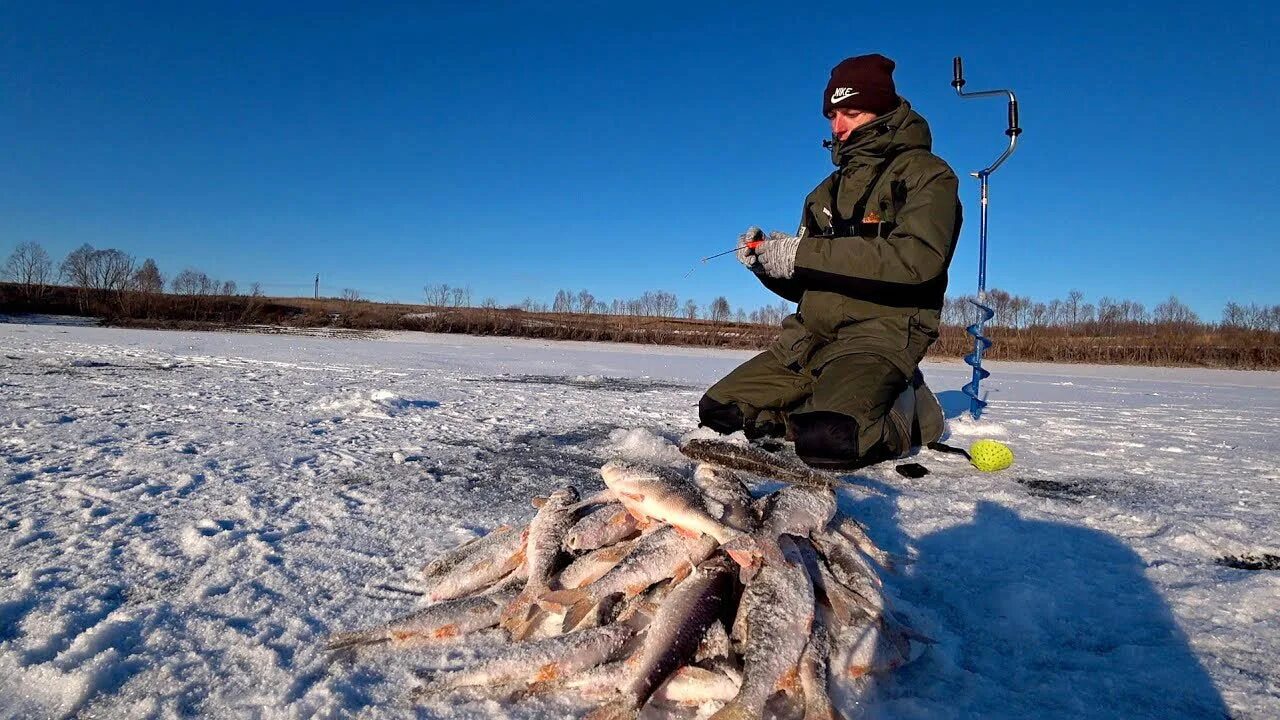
[951,57,1021,419]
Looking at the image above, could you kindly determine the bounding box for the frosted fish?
[680,438,834,487]
[600,460,744,544]
[560,538,640,590]
[809,530,885,615]
[586,556,736,720]
[571,489,617,514]
[692,463,758,532]
[566,503,644,552]
[419,524,527,602]
[830,610,930,679]
[797,619,837,720]
[540,527,718,629]
[649,665,742,707]
[714,538,815,720]
[325,584,521,651]
[501,486,580,639]
[756,484,837,540]
[827,514,903,570]
[723,484,835,574]
[412,623,634,698]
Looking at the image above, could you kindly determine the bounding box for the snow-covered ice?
[1,322,1278,719]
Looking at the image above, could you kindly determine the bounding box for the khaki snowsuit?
[700,100,958,469]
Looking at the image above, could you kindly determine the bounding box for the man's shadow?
[834,489,1230,719]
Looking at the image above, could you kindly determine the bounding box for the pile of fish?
[327,452,931,719]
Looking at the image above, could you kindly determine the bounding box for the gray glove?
[736,227,764,268]
[756,231,801,279]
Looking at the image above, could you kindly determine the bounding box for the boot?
[912,370,945,446]
[885,379,917,459]
[885,369,945,458]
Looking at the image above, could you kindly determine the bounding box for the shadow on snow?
[836,481,1229,719]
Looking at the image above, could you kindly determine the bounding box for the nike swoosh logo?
[830,89,860,104]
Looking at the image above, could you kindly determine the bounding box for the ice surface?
[1,323,1278,718]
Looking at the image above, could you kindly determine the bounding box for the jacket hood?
[828,99,933,167]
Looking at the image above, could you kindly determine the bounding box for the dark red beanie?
[823,54,899,117]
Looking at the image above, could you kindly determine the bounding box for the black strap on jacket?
[825,148,924,239]
[801,147,953,310]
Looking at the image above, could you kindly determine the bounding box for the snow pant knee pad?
[792,411,866,470]
[698,394,745,435]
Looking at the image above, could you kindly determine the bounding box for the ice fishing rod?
[952,56,1022,419]
[682,234,778,278]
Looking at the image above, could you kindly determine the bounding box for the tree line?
[3,241,262,303]
[5,241,1278,334]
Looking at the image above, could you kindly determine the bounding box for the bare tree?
[1066,289,1084,327]
[94,249,135,292]
[341,288,361,302]
[1153,295,1198,326]
[220,280,238,296]
[424,283,452,307]
[577,289,596,314]
[60,244,97,289]
[683,299,698,320]
[451,286,472,308]
[3,242,53,298]
[709,296,731,322]
[132,259,165,294]
[553,289,574,313]
[171,268,208,296]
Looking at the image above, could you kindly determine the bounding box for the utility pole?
[314,273,319,300]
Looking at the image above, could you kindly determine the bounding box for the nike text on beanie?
[823,53,899,118]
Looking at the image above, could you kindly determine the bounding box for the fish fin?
[720,535,762,575]
[533,662,565,683]
[532,496,547,508]
[708,701,754,720]
[562,598,598,632]
[673,526,702,540]
[622,506,650,524]
[323,629,387,651]
[597,545,630,562]
[671,560,694,585]
[538,588,587,610]
[823,590,859,626]
[432,620,463,635]
[776,666,801,693]
[499,594,536,634]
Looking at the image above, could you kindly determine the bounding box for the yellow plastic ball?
[970,439,1014,472]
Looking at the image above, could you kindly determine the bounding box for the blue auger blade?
[963,298,996,419]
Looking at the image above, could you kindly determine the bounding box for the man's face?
[829,108,879,141]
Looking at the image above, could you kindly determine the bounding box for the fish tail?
[708,700,755,720]
[538,587,588,610]
[323,629,387,651]
[508,606,554,641]
[561,598,599,632]
[720,534,760,569]
[499,593,530,622]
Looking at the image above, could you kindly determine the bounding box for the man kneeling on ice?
[700,53,958,471]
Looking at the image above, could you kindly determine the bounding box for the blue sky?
[3,1,1278,319]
